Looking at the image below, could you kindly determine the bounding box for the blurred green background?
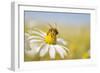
[24,23,90,61]
[24,11,90,61]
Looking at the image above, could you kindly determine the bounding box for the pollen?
[45,32,57,45]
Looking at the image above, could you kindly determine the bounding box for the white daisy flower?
[25,25,70,59]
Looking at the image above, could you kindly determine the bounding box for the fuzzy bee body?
[45,24,58,45]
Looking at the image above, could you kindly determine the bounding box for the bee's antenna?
[48,23,53,28]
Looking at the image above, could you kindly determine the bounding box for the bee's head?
[47,23,58,35]
[47,28,58,36]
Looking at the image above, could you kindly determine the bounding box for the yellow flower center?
[45,28,58,45]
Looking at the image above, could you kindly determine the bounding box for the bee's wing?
[48,23,53,28]
[54,23,57,29]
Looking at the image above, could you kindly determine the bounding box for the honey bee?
[45,23,58,44]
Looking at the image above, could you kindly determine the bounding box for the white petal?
[29,39,45,53]
[29,42,40,51]
[32,30,46,38]
[36,43,45,53]
[25,33,30,42]
[29,40,43,50]
[57,38,67,45]
[25,49,36,56]
[30,39,43,44]
[33,28,46,36]
[55,45,67,58]
[60,45,70,53]
[28,36,44,40]
[25,33,30,37]
[49,45,56,59]
[40,44,49,57]
[32,43,45,53]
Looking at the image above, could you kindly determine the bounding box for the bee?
[45,23,59,44]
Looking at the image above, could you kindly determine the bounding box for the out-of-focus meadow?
[24,11,90,61]
[24,21,90,61]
